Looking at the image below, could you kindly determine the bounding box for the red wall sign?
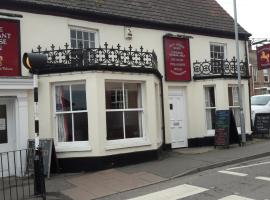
[257,44,270,70]
[0,19,21,76]
[163,36,191,81]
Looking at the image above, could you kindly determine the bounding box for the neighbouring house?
[249,42,270,95]
[0,0,251,172]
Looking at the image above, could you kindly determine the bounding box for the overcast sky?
[216,0,269,39]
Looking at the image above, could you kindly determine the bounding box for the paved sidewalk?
[45,138,270,200]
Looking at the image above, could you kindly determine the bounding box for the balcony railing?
[193,58,249,80]
[31,42,160,77]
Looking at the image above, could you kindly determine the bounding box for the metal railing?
[193,58,249,80]
[0,149,46,200]
[31,42,159,76]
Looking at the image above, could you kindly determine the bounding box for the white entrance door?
[0,98,16,176]
[169,89,188,148]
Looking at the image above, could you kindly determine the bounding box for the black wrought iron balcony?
[193,58,249,80]
[31,42,160,77]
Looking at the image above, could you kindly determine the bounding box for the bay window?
[105,82,144,140]
[54,83,88,143]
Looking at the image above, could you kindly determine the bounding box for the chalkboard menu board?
[254,113,270,134]
[28,139,58,178]
[214,110,240,147]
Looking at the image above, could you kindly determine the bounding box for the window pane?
[71,39,76,49]
[77,40,83,48]
[105,82,123,109]
[231,108,240,127]
[220,46,224,52]
[55,85,71,112]
[74,113,88,141]
[77,31,82,39]
[90,42,95,48]
[125,83,142,108]
[57,114,72,142]
[90,33,95,41]
[205,87,215,107]
[106,112,124,140]
[0,105,7,144]
[71,84,86,111]
[125,111,142,138]
[70,30,76,39]
[233,87,239,106]
[83,32,89,41]
[214,45,220,52]
[206,109,216,129]
[228,87,233,106]
[84,41,89,49]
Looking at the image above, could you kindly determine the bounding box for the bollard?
[34,148,46,199]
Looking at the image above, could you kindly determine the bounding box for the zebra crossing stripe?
[218,195,254,200]
[256,176,270,181]
[218,170,248,177]
[127,184,208,200]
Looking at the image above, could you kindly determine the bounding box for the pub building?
[0,0,252,172]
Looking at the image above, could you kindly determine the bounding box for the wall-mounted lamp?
[124,26,133,40]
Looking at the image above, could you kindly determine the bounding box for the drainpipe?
[159,77,166,150]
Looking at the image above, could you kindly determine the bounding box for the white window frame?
[228,85,242,132]
[210,42,227,60]
[53,81,90,152]
[105,81,150,150]
[69,26,99,49]
[204,86,216,136]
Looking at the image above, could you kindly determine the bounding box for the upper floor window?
[70,28,97,49]
[210,43,227,61]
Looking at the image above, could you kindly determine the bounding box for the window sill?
[206,129,215,137]
[55,142,91,152]
[105,138,151,150]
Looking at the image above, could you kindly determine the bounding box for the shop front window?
[54,83,88,143]
[105,82,143,140]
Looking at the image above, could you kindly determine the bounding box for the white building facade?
[0,0,251,171]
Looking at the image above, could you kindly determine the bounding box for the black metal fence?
[30,42,159,76]
[193,58,249,80]
[0,149,46,200]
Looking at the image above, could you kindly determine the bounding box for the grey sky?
[216,0,269,39]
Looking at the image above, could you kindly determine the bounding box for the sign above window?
[163,35,191,81]
[257,44,270,70]
[0,19,20,76]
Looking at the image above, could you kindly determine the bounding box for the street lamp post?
[233,0,246,144]
[23,53,47,198]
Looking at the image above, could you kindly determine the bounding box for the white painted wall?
[0,9,251,156]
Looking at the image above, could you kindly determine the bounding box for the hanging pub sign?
[163,35,191,81]
[0,19,21,76]
[257,44,270,70]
